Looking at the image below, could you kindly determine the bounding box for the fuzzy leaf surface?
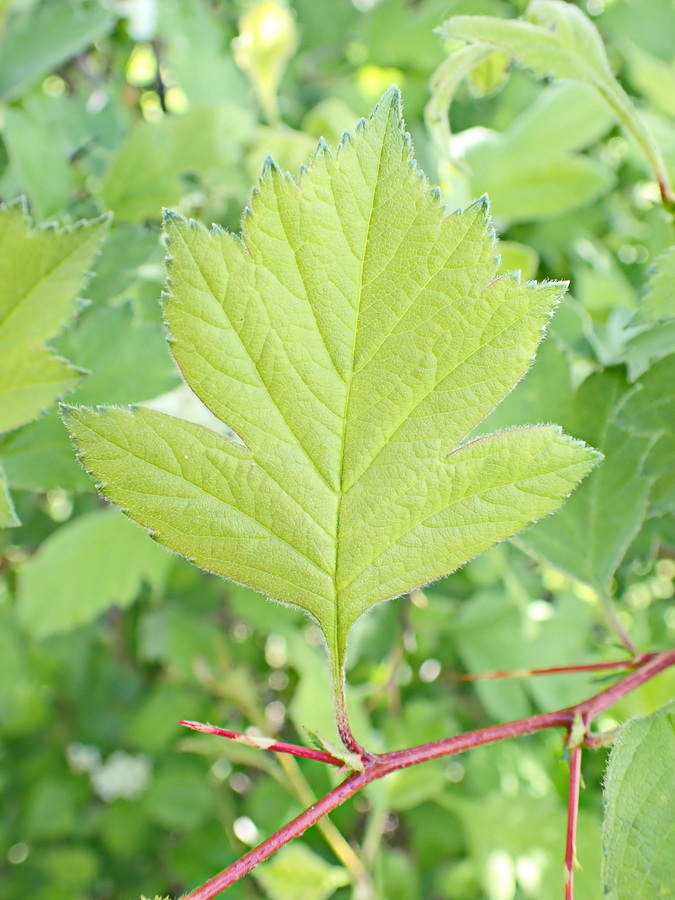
[64,89,598,680]
[602,700,675,900]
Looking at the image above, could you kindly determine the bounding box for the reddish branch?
[180,649,675,900]
[565,730,585,900]
[461,653,655,681]
[179,721,345,767]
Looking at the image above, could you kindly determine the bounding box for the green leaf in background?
[56,303,180,406]
[253,843,350,900]
[158,0,248,108]
[457,82,615,222]
[635,246,675,323]
[16,508,172,638]
[446,791,603,899]
[64,89,599,690]
[602,700,675,900]
[618,353,675,515]
[439,0,671,200]
[622,40,675,121]
[0,1,113,101]
[0,204,107,524]
[2,106,71,221]
[0,410,93,493]
[0,461,19,526]
[101,105,255,223]
[517,369,652,595]
[621,247,675,377]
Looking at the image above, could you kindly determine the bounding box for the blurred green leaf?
[440,0,671,199]
[57,303,180,405]
[87,226,162,308]
[233,0,298,125]
[0,1,113,101]
[2,106,71,220]
[0,607,47,733]
[16,508,172,638]
[619,353,675,514]
[623,41,675,121]
[603,700,675,900]
[159,0,248,108]
[635,246,675,323]
[446,791,603,899]
[460,82,615,221]
[101,105,255,223]
[0,409,92,493]
[517,369,652,593]
[0,463,19,526]
[142,759,215,832]
[254,843,350,900]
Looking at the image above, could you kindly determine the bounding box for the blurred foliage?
[0,1,674,900]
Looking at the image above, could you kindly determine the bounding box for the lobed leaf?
[64,89,599,684]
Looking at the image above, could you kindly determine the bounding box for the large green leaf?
[602,700,675,900]
[64,90,598,686]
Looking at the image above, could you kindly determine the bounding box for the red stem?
[461,653,653,681]
[565,740,583,900]
[180,648,675,900]
[179,720,344,767]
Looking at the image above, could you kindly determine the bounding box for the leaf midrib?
[332,117,390,663]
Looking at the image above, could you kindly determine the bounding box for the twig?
[181,648,675,900]
[179,721,345,767]
[462,653,654,681]
[565,737,584,900]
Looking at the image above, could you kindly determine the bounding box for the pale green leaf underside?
[602,700,675,900]
[64,89,598,678]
